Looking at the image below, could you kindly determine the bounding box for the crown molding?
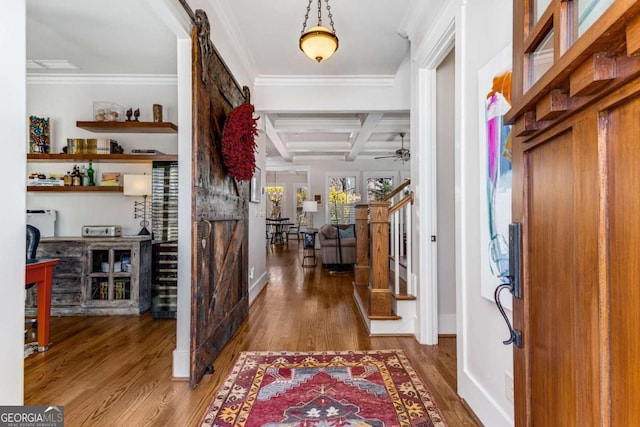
[144,0,190,39]
[26,74,178,85]
[413,0,456,68]
[254,75,396,87]
[397,0,429,40]
[209,0,258,82]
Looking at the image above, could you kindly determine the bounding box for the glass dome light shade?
[299,25,339,62]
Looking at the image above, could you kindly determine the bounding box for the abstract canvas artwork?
[29,115,50,154]
[478,45,513,309]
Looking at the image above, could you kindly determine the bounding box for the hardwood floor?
[24,243,480,426]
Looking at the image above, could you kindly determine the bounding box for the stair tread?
[387,276,416,300]
[368,314,402,320]
[388,255,408,268]
[353,282,404,320]
[393,294,416,301]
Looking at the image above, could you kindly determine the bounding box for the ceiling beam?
[272,118,363,133]
[265,116,292,162]
[376,117,411,129]
[286,142,352,151]
[346,112,384,161]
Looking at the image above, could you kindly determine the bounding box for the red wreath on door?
[221,102,258,181]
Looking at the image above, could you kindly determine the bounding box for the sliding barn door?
[189,11,249,387]
[509,1,640,424]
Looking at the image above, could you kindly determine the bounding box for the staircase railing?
[354,180,414,319]
[389,192,414,296]
[354,204,370,289]
[383,179,411,202]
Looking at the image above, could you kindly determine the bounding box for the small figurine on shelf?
[112,143,124,154]
[125,108,133,122]
[153,104,163,122]
[133,108,140,122]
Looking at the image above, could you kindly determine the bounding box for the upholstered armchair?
[318,224,356,266]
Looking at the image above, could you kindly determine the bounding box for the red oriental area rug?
[198,350,447,427]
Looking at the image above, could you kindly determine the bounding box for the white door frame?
[144,0,192,378]
[414,4,456,345]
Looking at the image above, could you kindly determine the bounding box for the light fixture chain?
[301,0,312,35]
[324,0,336,33]
[299,0,338,62]
[317,0,323,26]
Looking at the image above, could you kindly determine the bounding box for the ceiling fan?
[375,132,410,162]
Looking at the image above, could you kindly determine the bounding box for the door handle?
[495,283,522,348]
[495,223,522,348]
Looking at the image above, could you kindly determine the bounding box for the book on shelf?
[131,149,165,155]
[100,172,121,186]
[96,138,119,155]
[92,281,109,300]
[27,178,64,186]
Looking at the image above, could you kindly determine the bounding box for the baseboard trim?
[438,313,456,335]
[352,286,371,333]
[460,369,514,426]
[172,348,189,379]
[369,333,415,337]
[461,398,484,426]
[249,273,268,305]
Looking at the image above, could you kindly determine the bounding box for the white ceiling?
[26,0,412,163]
[26,0,177,74]
[224,0,410,76]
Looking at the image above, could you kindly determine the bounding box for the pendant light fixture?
[299,0,339,63]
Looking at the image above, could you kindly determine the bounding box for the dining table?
[26,258,60,351]
[266,217,291,245]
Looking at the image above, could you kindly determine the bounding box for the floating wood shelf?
[76,121,178,133]
[27,153,178,163]
[27,186,123,192]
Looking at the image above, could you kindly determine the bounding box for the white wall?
[0,1,26,404]
[406,0,514,425]
[254,73,410,113]
[27,80,178,236]
[457,0,514,425]
[436,49,456,335]
[248,133,268,303]
[188,0,254,88]
[268,158,409,227]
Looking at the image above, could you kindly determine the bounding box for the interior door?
[508,1,640,424]
[517,121,600,425]
[188,10,249,387]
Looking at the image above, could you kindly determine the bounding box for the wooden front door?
[508,1,640,424]
[189,10,249,387]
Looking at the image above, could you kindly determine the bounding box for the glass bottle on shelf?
[87,161,95,186]
[63,171,72,186]
[71,165,81,186]
[80,165,88,186]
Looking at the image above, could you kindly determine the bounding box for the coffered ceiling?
[26,0,412,163]
[263,112,410,162]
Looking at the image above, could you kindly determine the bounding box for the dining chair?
[285,222,301,242]
[26,224,41,332]
[27,224,40,261]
